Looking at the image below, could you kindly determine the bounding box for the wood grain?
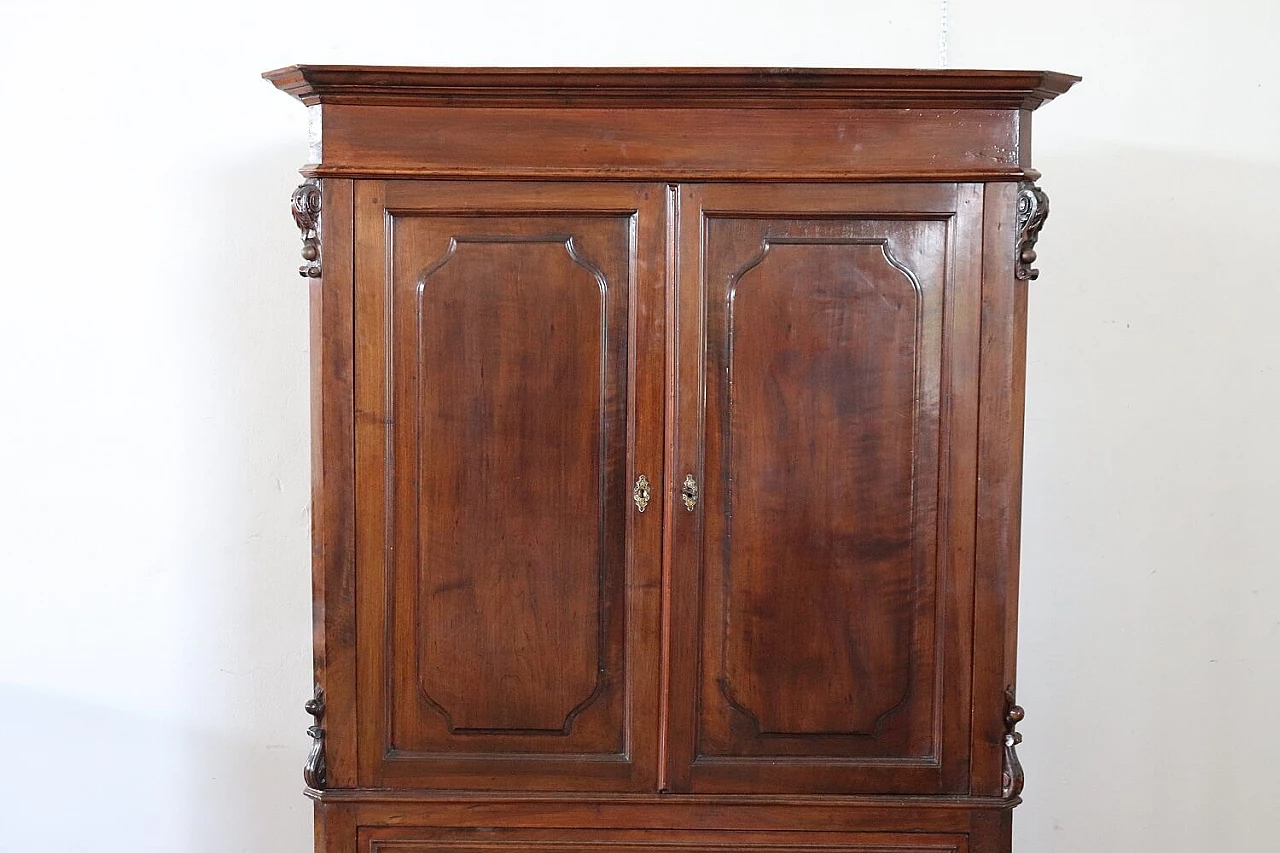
[362,827,968,853]
[310,177,357,788]
[401,225,619,742]
[264,68,1077,182]
[665,183,980,795]
[970,182,1029,799]
[355,181,664,791]
[263,65,1078,110]
[302,104,1030,182]
[270,64,1076,853]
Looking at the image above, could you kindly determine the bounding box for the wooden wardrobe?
[265,65,1077,853]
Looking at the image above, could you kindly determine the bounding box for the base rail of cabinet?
[306,788,1019,806]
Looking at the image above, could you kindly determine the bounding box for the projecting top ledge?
[263,65,1080,111]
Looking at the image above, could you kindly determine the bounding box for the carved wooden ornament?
[1002,688,1025,799]
[304,682,326,789]
[292,179,322,278]
[1015,184,1050,281]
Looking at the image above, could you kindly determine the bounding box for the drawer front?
[360,828,967,853]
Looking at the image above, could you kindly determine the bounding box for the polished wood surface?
[353,181,665,791]
[310,177,357,788]
[664,183,978,795]
[263,65,1078,109]
[971,181,1031,797]
[358,827,970,853]
[399,215,624,739]
[268,65,1076,853]
[310,104,1026,182]
[264,66,1078,182]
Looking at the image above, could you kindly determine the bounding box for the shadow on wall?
[1017,142,1280,852]
[1,685,189,843]
[0,683,306,851]
[175,144,313,853]
[0,131,313,851]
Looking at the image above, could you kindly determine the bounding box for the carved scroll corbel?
[303,683,327,789]
[291,179,322,278]
[1015,183,1050,281]
[1002,688,1025,799]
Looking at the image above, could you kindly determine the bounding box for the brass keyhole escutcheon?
[633,474,652,513]
[681,474,698,511]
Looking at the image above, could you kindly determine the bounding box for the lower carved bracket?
[1001,688,1025,799]
[1015,183,1050,281]
[304,683,327,789]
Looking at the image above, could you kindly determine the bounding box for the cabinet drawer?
[360,828,967,853]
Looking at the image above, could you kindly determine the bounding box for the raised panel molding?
[725,237,923,292]
[415,234,610,293]
[411,235,611,736]
[719,238,924,740]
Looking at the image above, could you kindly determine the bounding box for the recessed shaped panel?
[415,236,608,734]
[691,208,953,781]
[382,206,636,770]
[722,238,922,737]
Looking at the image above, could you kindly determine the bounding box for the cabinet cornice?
[263,65,1079,110]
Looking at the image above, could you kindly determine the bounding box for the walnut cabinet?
[265,65,1077,853]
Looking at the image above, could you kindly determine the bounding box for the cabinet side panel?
[971,181,1027,797]
[313,177,357,788]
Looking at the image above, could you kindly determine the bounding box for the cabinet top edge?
[262,65,1080,110]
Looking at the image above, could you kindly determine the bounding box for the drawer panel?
[360,827,967,853]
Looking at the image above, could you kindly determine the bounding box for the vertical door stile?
[657,182,681,792]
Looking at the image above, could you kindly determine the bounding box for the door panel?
[410,232,612,742]
[665,184,982,794]
[354,181,665,790]
[715,234,934,751]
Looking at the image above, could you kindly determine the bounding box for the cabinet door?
[665,184,983,794]
[353,181,665,791]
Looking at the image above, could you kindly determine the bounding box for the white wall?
[2,1,1276,851]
